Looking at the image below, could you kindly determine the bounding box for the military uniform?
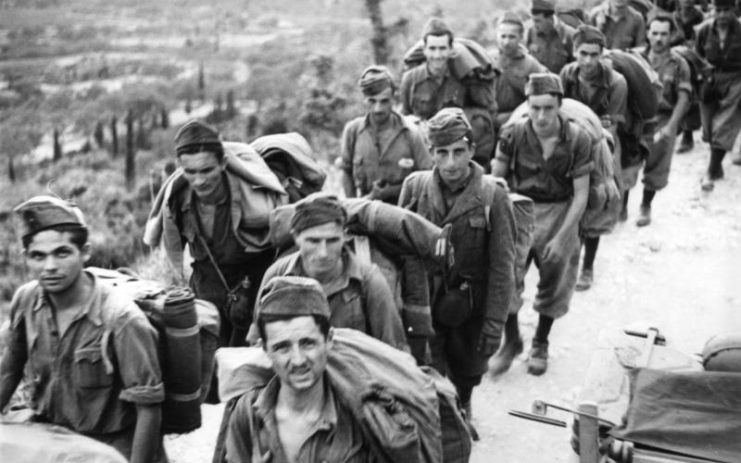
[225,375,371,463]
[696,17,741,152]
[526,19,576,74]
[588,2,647,50]
[253,248,408,352]
[400,64,467,120]
[175,181,274,346]
[493,45,548,125]
[638,47,693,190]
[495,117,593,318]
[0,273,166,461]
[341,110,432,202]
[399,163,516,393]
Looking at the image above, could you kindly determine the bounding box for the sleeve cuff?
[571,160,594,179]
[402,304,434,336]
[119,382,165,405]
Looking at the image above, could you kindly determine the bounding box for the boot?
[676,131,694,154]
[575,267,593,291]
[462,401,480,441]
[527,340,549,376]
[636,204,651,227]
[489,336,524,376]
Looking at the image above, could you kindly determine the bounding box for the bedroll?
[88,267,220,434]
[214,328,472,463]
[604,49,662,121]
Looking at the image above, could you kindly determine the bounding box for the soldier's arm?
[131,404,162,463]
[364,265,409,352]
[666,60,693,131]
[398,175,415,209]
[340,122,357,197]
[224,396,255,463]
[0,295,28,411]
[491,127,514,178]
[409,125,433,171]
[479,186,516,356]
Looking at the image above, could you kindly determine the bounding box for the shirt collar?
[525,115,572,144]
[359,110,405,134]
[33,270,104,327]
[254,374,338,431]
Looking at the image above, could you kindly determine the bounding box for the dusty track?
[166,139,741,463]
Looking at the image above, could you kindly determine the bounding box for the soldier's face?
[498,23,523,56]
[432,137,473,185]
[365,87,394,125]
[528,94,561,133]
[178,151,227,200]
[294,222,345,279]
[532,13,554,34]
[264,316,332,394]
[648,20,672,52]
[26,230,90,294]
[575,43,603,77]
[715,5,736,25]
[423,34,452,74]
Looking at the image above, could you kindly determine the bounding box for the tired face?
[575,43,603,78]
[26,230,90,294]
[365,87,394,125]
[424,34,452,75]
[431,137,473,186]
[178,151,227,201]
[264,316,332,394]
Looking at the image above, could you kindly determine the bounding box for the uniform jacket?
[492,45,547,115]
[696,17,741,72]
[0,273,164,435]
[340,110,432,197]
[398,163,516,375]
[253,248,409,351]
[526,19,576,74]
[400,63,467,120]
[638,46,693,113]
[588,2,647,50]
[560,61,629,125]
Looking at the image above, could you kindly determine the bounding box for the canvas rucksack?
[88,267,220,434]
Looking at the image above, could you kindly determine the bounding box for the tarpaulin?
[610,368,741,463]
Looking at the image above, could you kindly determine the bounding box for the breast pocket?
[74,347,113,389]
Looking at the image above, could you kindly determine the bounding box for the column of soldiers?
[2,0,741,461]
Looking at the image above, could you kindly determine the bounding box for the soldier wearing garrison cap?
[560,25,629,292]
[491,73,592,376]
[248,193,408,351]
[145,119,277,350]
[226,275,376,463]
[493,12,548,127]
[526,0,577,74]
[399,107,516,424]
[587,0,647,50]
[341,65,431,204]
[1,196,166,462]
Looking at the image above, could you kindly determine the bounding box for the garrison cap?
[358,65,395,96]
[14,195,87,240]
[531,0,556,14]
[290,193,347,235]
[525,72,564,97]
[257,276,331,321]
[573,25,606,48]
[173,119,222,156]
[427,107,473,147]
[422,17,453,39]
[500,11,525,28]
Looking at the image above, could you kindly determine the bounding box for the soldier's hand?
[599,115,613,129]
[368,180,391,201]
[542,237,565,264]
[477,333,502,357]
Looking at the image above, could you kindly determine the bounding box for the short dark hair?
[424,31,454,46]
[22,224,89,250]
[176,144,225,163]
[257,313,331,345]
[648,16,675,33]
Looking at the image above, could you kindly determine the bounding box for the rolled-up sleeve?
[115,310,164,405]
[608,74,629,125]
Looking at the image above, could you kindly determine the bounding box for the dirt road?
[166,139,741,462]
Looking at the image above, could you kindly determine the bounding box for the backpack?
[603,49,663,122]
[88,267,220,434]
[249,132,327,202]
[212,328,472,463]
[503,98,621,212]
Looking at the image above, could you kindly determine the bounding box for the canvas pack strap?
[197,234,231,294]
